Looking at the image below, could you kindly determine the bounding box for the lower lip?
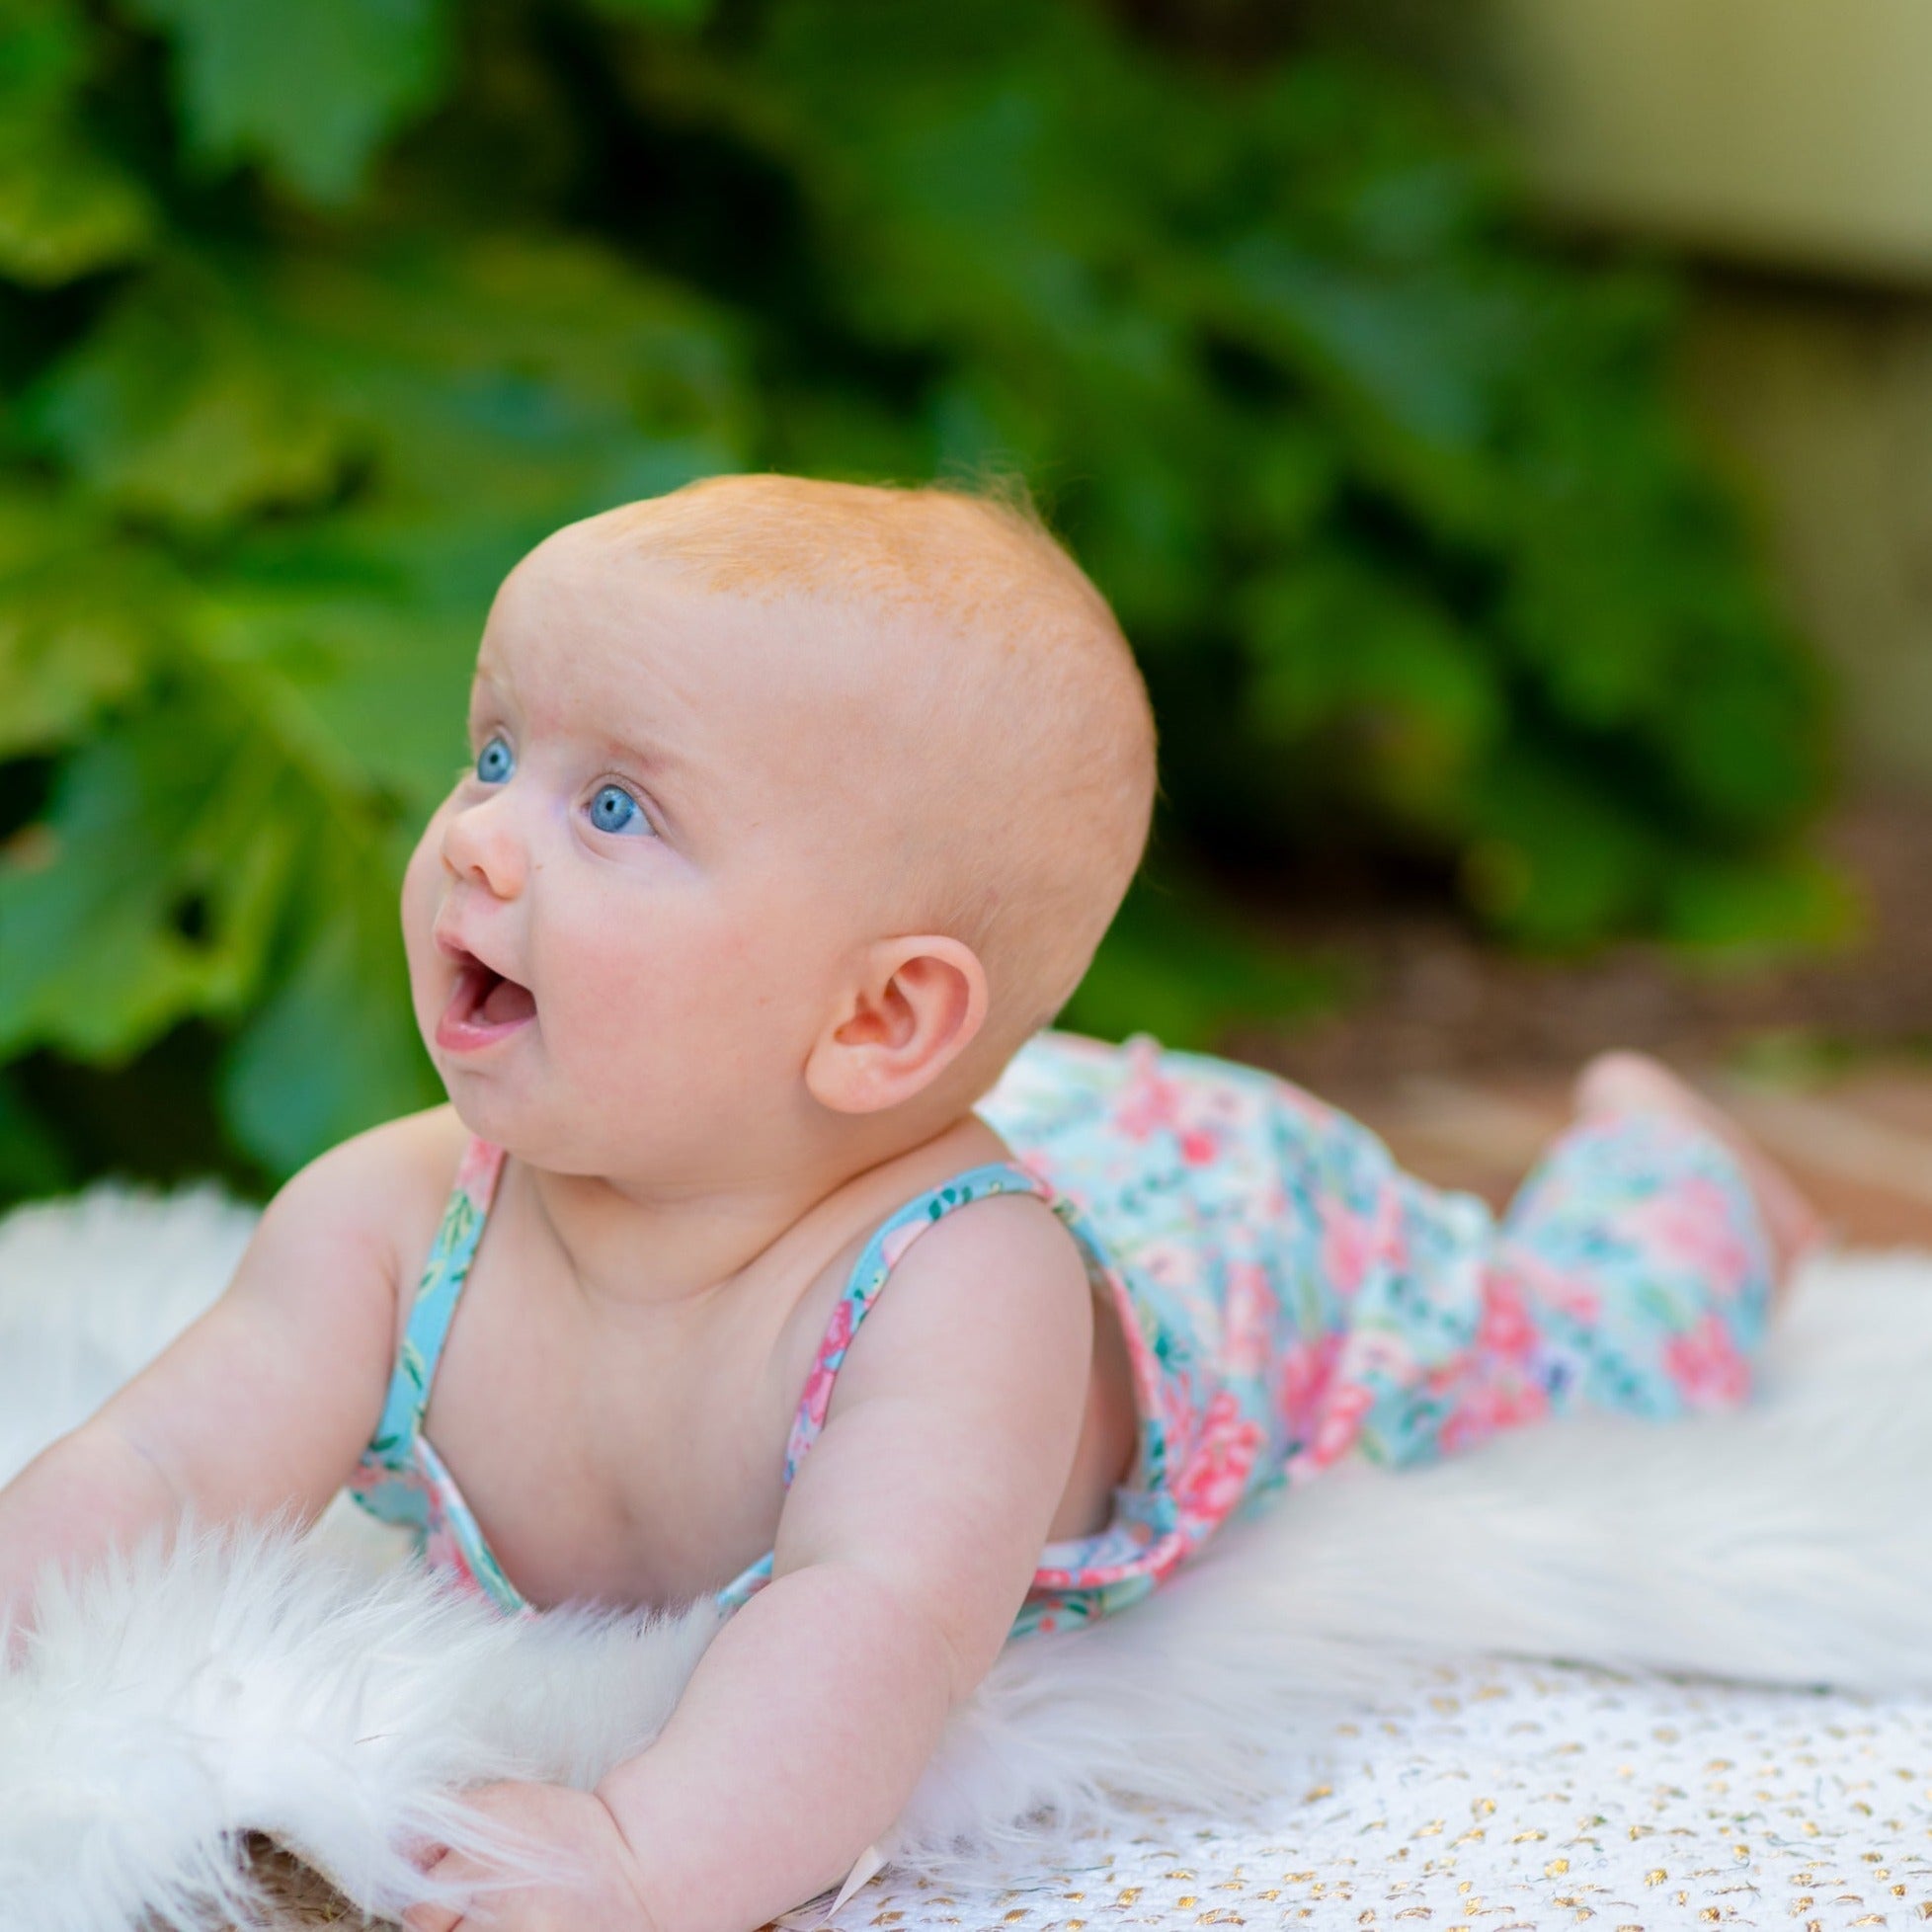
[435,966,536,1056]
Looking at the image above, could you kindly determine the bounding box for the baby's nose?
[441,795,526,898]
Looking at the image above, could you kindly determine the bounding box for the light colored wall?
[1489,0,1932,790]
[1493,0,1932,284]
[1687,286,1932,792]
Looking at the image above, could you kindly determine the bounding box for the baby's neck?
[508,1112,989,1322]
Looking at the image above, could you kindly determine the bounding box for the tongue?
[478,973,535,1026]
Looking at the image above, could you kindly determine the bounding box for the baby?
[0,475,1819,1932]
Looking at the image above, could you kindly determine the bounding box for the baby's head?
[401,473,1155,1178]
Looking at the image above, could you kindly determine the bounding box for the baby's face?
[400,523,911,1178]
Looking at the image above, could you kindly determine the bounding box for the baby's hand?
[401,1779,660,1932]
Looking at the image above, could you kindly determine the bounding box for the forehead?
[471,525,910,806]
[475,533,701,721]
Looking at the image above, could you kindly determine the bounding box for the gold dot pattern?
[792,1659,1932,1932]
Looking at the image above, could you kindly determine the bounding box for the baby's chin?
[426,1061,664,1179]
[434,1079,576,1171]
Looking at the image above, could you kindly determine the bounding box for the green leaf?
[1219,238,1494,450]
[0,0,154,282]
[189,535,478,815]
[246,237,749,531]
[0,124,153,285]
[1462,746,1660,949]
[0,692,298,1060]
[584,0,714,25]
[220,845,440,1173]
[0,1068,75,1205]
[1660,848,1861,958]
[0,0,88,123]
[0,492,169,757]
[25,271,350,529]
[1061,869,1341,1049]
[124,0,451,202]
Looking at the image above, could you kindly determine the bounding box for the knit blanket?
[3,1186,1930,1932]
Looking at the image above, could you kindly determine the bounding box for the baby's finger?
[400,1849,465,1932]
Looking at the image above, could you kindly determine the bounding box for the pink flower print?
[1178,1127,1218,1167]
[1477,1271,1538,1364]
[1504,1248,1601,1328]
[451,1137,505,1206]
[1142,1531,1196,1590]
[1627,1178,1755,1296]
[1172,1389,1264,1528]
[1437,1373,1549,1458]
[1319,1200,1378,1300]
[791,1294,856,1452]
[1275,1329,1343,1437]
[1116,1071,1184,1143]
[1307,1376,1375,1469]
[1220,1261,1275,1379]
[1662,1311,1751,1409]
[424,1516,474,1590]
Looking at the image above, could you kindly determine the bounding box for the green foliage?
[126,0,452,203]
[0,0,153,285]
[0,0,1836,1201]
[1057,868,1343,1049]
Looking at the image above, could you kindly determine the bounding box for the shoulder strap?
[365,1138,508,1465]
[780,1160,1051,1486]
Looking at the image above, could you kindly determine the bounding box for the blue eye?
[475,736,514,784]
[589,783,651,836]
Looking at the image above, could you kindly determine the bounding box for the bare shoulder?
[772,1185,1096,1682]
[246,1104,468,1311]
[832,1187,1095,1411]
[229,1105,473,1383]
[90,1105,473,1523]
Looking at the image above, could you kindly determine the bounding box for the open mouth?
[436,950,537,1053]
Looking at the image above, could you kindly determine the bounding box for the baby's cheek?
[398,827,447,988]
[553,928,684,1050]
[399,814,445,922]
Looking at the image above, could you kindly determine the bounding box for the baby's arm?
[0,1119,426,1656]
[594,1191,1097,1932]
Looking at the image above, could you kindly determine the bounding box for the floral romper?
[347,1029,1775,1641]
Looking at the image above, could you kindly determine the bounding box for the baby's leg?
[1571,1050,1822,1303]
[1460,1058,1798,1437]
[1257,1049,1810,1478]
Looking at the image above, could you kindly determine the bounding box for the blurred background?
[2,0,1928,1237]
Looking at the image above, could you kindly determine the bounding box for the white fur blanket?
[3,1185,1931,1932]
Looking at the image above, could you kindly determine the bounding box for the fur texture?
[2,1186,1930,1930]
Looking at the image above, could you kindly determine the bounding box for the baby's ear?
[805,936,989,1114]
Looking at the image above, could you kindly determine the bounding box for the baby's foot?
[1572,1050,1824,1293]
